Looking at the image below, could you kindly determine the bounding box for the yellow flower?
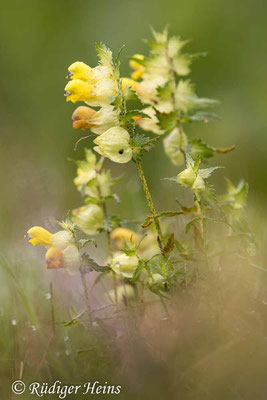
[111,228,140,249]
[72,106,97,130]
[130,54,145,80]
[65,79,93,103]
[72,105,120,135]
[46,245,81,275]
[72,204,104,235]
[121,77,139,93]
[110,253,139,278]
[65,78,118,107]
[28,227,75,249]
[27,226,52,246]
[93,127,132,164]
[163,128,187,166]
[68,61,92,81]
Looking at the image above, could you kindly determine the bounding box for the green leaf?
[95,42,113,68]
[111,93,123,110]
[114,45,125,79]
[131,134,160,162]
[81,254,108,273]
[102,193,120,203]
[123,86,142,106]
[185,217,202,233]
[156,80,173,101]
[78,238,97,248]
[121,110,148,124]
[183,111,220,123]
[155,110,177,133]
[190,138,235,160]
[132,260,144,282]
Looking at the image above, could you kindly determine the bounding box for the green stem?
[95,168,118,304]
[136,160,165,254]
[80,270,92,325]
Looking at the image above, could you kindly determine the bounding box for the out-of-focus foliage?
[1,0,267,246]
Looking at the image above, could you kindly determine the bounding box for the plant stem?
[136,160,165,254]
[49,282,56,337]
[80,270,92,325]
[95,167,118,304]
[102,201,118,304]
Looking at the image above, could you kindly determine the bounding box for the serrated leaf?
[156,80,173,101]
[124,86,142,105]
[155,110,177,133]
[78,238,97,248]
[121,110,148,123]
[190,138,235,160]
[114,45,124,79]
[95,42,113,68]
[81,254,108,273]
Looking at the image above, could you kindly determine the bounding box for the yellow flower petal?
[68,61,92,81]
[27,226,52,247]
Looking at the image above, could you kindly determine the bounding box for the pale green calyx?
[93,127,132,164]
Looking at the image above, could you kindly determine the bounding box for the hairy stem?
[136,160,165,254]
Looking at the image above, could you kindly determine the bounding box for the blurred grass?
[1,0,267,398]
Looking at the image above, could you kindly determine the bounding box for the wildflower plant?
[27,28,257,313]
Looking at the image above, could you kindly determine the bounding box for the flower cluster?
[27,226,81,274]
[27,28,254,307]
[65,44,133,164]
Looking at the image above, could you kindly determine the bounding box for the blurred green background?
[1,0,267,244]
[1,1,267,398]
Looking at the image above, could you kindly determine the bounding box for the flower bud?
[45,245,81,275]
[177,168,196,187]
[72,106,97,130]
[93,127,132,164]
[110,253,139,278]
[46,247,64,269]
[27,226,52,246]
[111,228,139,249]
[72,204,104,235]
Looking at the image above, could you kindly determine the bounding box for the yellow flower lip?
[27,226,52,246]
